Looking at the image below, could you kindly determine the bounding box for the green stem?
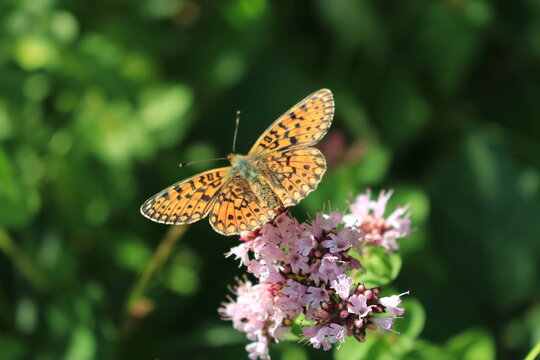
[525,341,540,360]
[0,228,48,291]
[123,225,187,319]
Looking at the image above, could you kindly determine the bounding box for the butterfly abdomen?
[229,154,282,210]
[250,177,282,210]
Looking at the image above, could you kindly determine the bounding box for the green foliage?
[0,0,539,359]
[350,246,402,287]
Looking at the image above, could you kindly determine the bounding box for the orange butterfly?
[140,89,334,235]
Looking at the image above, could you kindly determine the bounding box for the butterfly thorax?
[228,153,283,210]
[228,154,259,181]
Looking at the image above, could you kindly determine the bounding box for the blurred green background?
[1,0,539,359]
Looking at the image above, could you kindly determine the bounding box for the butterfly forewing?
[248,89,334,156]
[140,167,231,225]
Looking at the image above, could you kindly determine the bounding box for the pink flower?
[247,260,265,278]
[372,189,393,218]
[315,255,343,284]
[219,280,274,337]
[309,211,343,237]
[221,190,414,359]
[269,323,289,340]
[344,189,372,223]
[348,294,373,317]
[309,326,333,350]
[330,274,353,300]
[277,280,307,316]
[306,324,347,351]
[371,316,399,334]
[259,264,285,283]
[302,324,322,338]
[305,287,329,308]
[327,323,347,348]
[273,213,302,237]
[275,295,302,317]
[252,237,285,264]
[322,228,361,253]
[290,233,316,256]
[383,207,411,252]
[225,243,250,266]
[246,335,269,360]
[343,189,411,252]
[282,279,307,301]
[380,291,409,317]
[386,206,411,235]
[284,252,310,274]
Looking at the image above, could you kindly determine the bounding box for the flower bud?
[315,310,329,318]
[364,290,373,299]
[354,332,365,342]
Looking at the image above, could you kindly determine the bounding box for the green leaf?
[281,343,309,360]
[0,148,40,227]
[395,297,425,341]
[356,247,402,287]
[408,339,456,360]
[0,334,25,360]
[64,326,96,360]
[445,328,495,360]
[525,341,540,360]
[334,335,376,360]
[354,144,392,186]
[114,237,152,271]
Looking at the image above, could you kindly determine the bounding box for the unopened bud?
[354,332,366,342]
[366,322,377,330]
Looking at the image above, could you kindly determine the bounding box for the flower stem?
[0,228,48,291]
[123,225,187,326]
[525,341,540,360]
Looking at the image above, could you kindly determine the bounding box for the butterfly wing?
[209,175,276,235]
[248,89,334,156]
[248,89,333,207]
[258,147,326,207]
[140,167,231,225]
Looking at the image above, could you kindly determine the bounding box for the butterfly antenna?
[179,157,228,168]
[232,110,241,153]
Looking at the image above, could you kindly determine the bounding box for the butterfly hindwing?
[259,147,326,207]
[248,89,334,156]
[140,167,231,224]
[209,176,276,235]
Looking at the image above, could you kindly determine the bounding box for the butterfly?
[140,89,334,236]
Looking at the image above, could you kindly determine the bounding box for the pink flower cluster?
[343,189,411,252]
[219,190,411,360]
